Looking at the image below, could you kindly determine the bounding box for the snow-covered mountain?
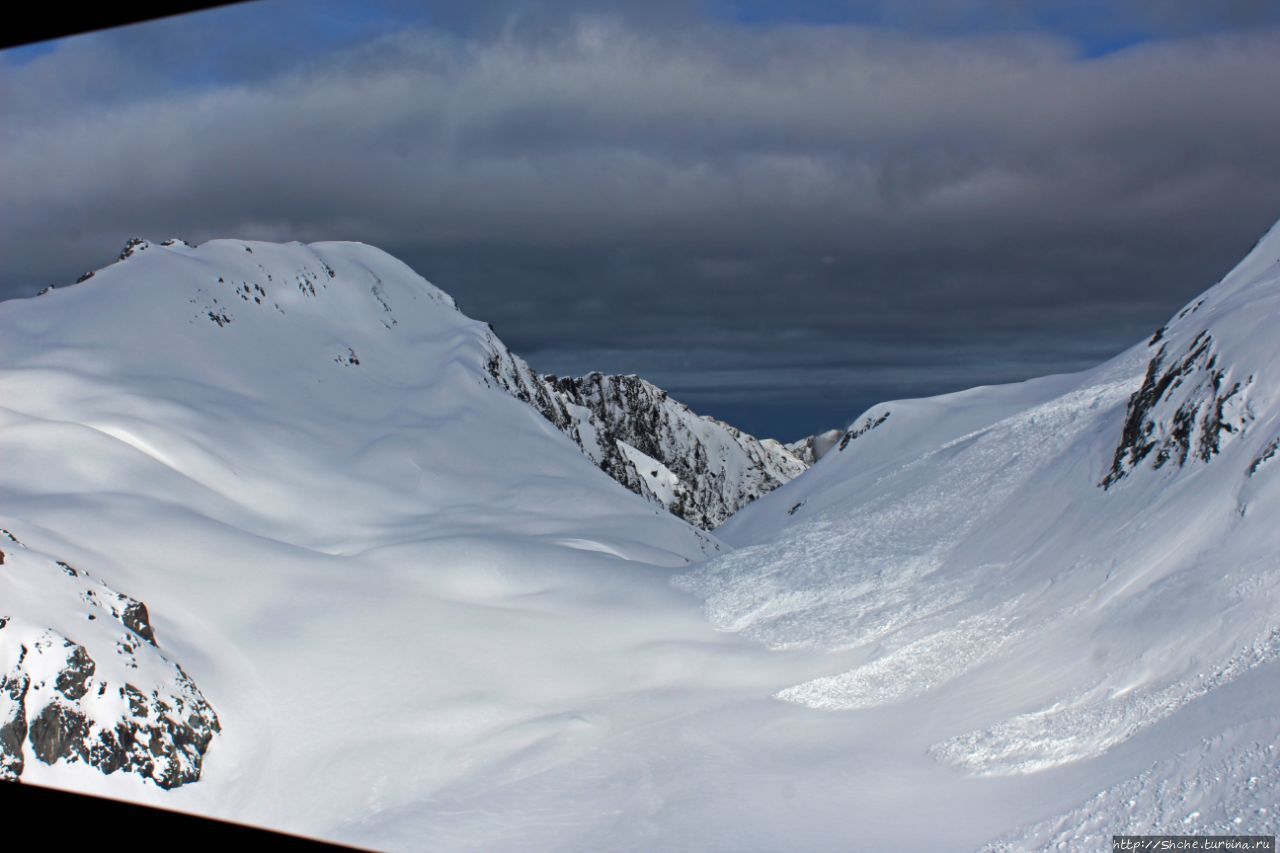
[0,238,761,835]
[484,354,807,529]
[680,219,1280,845]
[485,360,808,528]
[4,222,1279,851]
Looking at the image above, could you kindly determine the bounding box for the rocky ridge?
[483,347,809,529]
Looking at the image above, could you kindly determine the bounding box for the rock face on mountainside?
[0,530,219,788]
[483,348,809,529]
[1099,224,1280,491]
[1103,326,1251,488]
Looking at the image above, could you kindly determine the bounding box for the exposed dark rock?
[118,238,149,261]
[124,684,149,718]
[120,600,156,646]
[0,664,29,781]
[21,652,220,789]
[1103,332,1252,488]
[1249,436,1280,477]
[2,550,221,789]
[839,411,890,452]
[79,677,220,790]
[54,644,96,701]
[29,704,90,766]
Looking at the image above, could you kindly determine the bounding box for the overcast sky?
[4,1,1280,440]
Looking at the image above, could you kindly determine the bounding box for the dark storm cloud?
[3,8,1279,439]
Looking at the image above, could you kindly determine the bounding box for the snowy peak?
[3,237,722,562]
[484,353,809,529]
[1,235,738,824]
[20,237,464,387]
[26,237,802,533]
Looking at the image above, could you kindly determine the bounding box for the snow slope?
[682,220,1280,845]
[3,239,808,844]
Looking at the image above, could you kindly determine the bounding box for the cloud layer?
[4,5,1279,438]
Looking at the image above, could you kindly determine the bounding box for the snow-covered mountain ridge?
[0,238,730,804]
[37,238,807,532]
[678,219,1280,846]
[483,354,808,528]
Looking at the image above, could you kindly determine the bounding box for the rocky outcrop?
[0,533,220,788]
[1103,330,1252,488]
[484,340,809,529]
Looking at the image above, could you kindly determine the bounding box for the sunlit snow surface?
[681,222,1280,844]
[2,230,1279,850]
